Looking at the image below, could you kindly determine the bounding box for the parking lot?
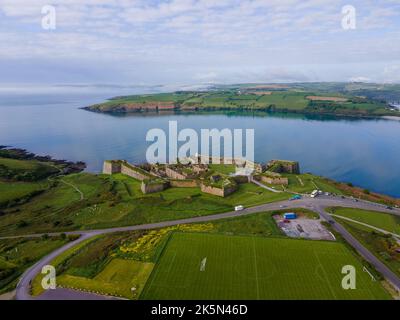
[274,215,335,241]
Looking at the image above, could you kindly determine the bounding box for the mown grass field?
[140,232,390,300]
[329,207,400,235]
[57,259,154,299]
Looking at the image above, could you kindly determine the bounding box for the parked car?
[235,205,244,212]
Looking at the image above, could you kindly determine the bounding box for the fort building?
[266,160,300,174]
[103,156,300,197]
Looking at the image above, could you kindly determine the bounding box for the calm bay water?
[1,89,400,197]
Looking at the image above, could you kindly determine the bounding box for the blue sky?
[0,0,400,86]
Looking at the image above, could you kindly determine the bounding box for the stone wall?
[267,160,300,174]
[232,175,249,184]
[103,160,121,174]
[261,175,289,185]
[165,167,187,180]
[120,162,153,181]
[200,183,237,197]
[102,160,156,181]
[170,179,198,188]
[141,181,168,194]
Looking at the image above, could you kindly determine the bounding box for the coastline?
[383,115,400,121]
[82,105,400,120]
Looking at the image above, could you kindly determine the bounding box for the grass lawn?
[0,170,290,236]
[0,237,68,294]
[0,158,40,170]
[209,164,236,175]
[57,259,154,299]
[0,157,59,181]
[284,173,343,195]
[0,181,47,205]
[140,232,390,300]
[329,207,400,235]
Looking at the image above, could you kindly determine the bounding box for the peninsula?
[83,82,400,118]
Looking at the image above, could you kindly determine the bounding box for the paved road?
[13,195,400,300]
[315,206,400,292]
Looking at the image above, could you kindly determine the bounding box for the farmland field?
[140,232,390,300]
[57,259,154,299]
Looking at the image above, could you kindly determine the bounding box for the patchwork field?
[57,259,154,299]
[86,87,394,117]
[140,232,390,300]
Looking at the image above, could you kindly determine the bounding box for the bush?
[17,220,28,228]
[67,234,80,241]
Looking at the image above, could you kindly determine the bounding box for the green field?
[0,236,69,294]
[140,232,390,300]
[57,259,154,299]
[0,157,58,182]
[283,174,344,195]
[0,171,290,236]
[335,218,400,279]
[86,86,394,117]
[208,164,236,175]
[329,207,400,235]
[0,181,47,206]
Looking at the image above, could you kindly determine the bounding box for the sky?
[0,0,400,87]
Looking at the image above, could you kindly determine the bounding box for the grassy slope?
[0,172,290,236]
[140,232,390,300]
[329,207,400,235]
[283,173,344,194]
[87,89,393,116]
[336,218,400,279]
[0,237,68,293]
[0,157,57,207]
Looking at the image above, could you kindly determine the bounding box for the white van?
[235,205,244,212]
[311,190,319,198]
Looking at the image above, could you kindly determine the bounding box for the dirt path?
[60,179,84,201]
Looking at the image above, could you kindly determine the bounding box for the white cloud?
[0,0,399,84]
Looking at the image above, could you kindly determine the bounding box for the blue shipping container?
[284,213,297,220]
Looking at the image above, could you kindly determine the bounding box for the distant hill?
[83,82,400,118]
